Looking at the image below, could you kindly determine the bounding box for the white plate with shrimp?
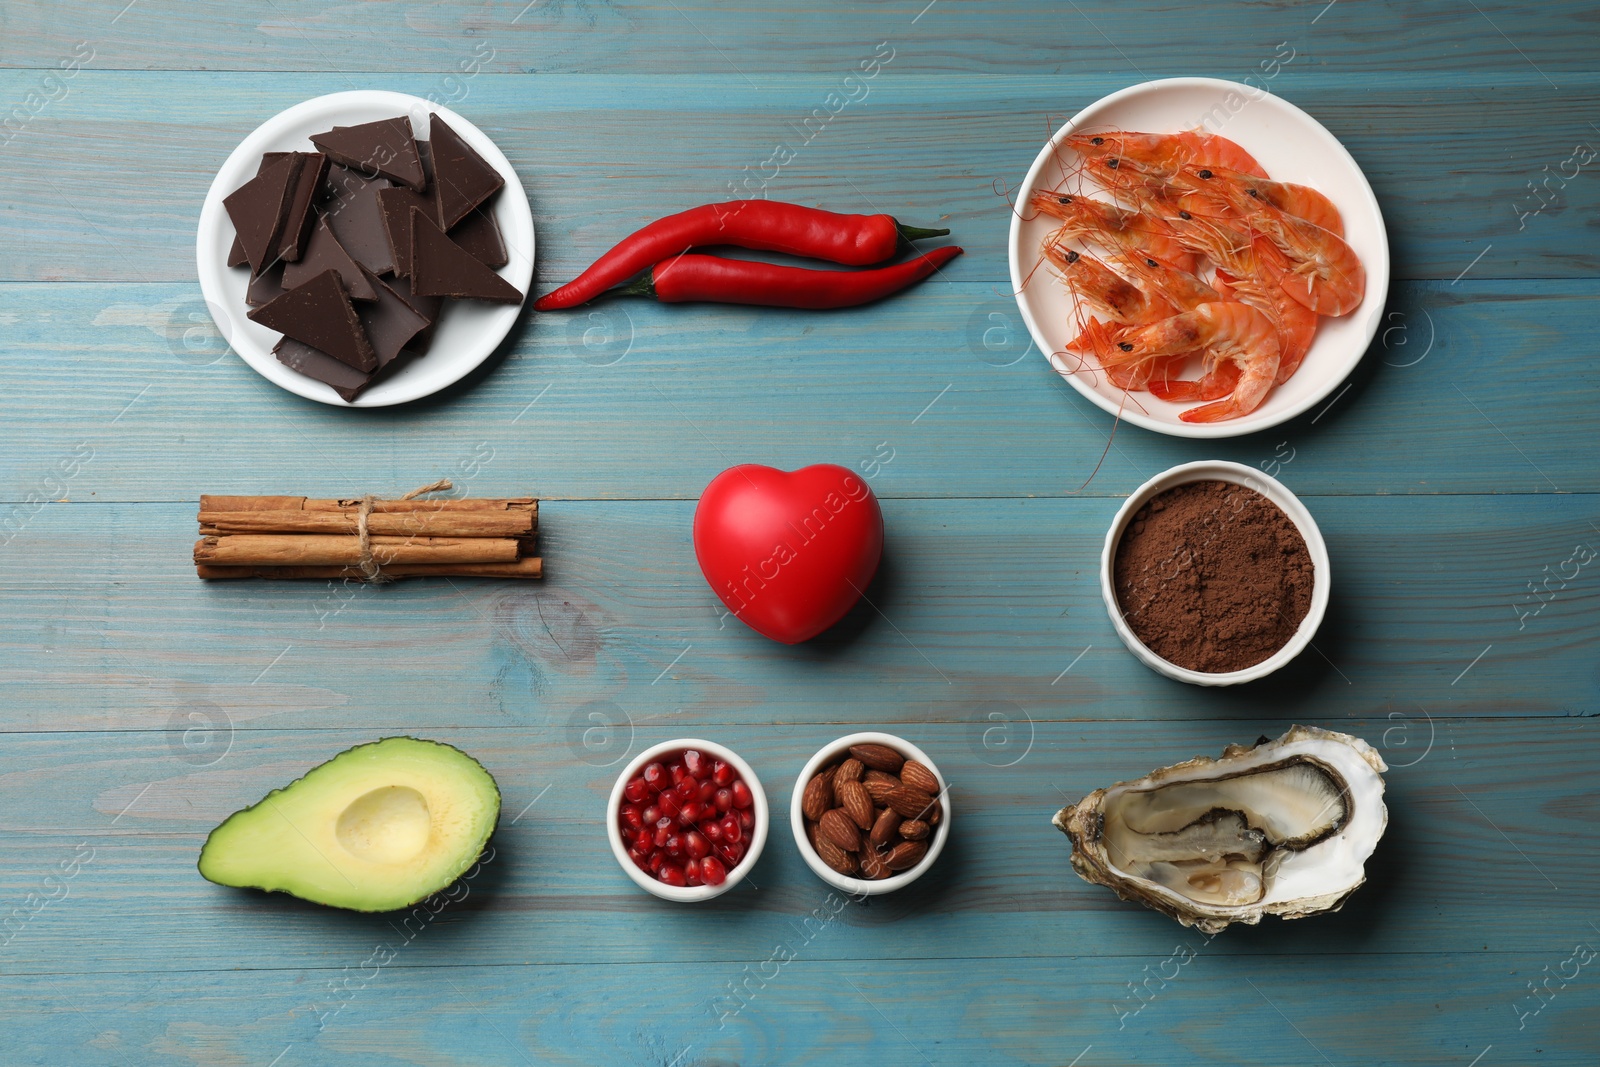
[1008,77,1388,438]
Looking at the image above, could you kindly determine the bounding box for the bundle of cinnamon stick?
[193,493,541,580]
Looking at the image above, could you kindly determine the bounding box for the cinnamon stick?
[197,509,534,538]
[199,494,537,523]
[194,534,520,567]
[197,558,544,580]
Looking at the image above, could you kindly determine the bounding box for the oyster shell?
[1053,725,1387,933]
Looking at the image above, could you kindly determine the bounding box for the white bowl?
[195,90,535,407]
[790,732,950,896]
[1008,77,1389,438]
[1100,461,1330,686]
[606,738,769,903]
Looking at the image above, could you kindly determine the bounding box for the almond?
[848,743,904,773]
[838,780,875,831]
[899,759,940,795]
[862,777,897,802]
[859,847,892,880]
[884,840,928,871]
[898,819,929,841]
[881,784,936,819]
[801,772,833,822]
[869,807,902,849]
[927,798,943,826]
[832,757,864,790]
[818,808,861,852]
[814,834,857,875]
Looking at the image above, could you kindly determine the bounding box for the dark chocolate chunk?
[276,152,329,262]
[429,113,504,229]
[228,234,248,268]
[283,213,379,301]
[382,273,442,356]
[357,267,430,368]
[450,207,508,269]
[223,153,300,275]
[274,338,375,403]
[248,269,376,372]
[377,186,440,278]
[323,164,395,275]
[246,264,288,307]
[310,118,425,191]
[411,208,523,304]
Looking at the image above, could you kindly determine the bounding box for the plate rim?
[1006,76,1390,439]
[195,89,534,408]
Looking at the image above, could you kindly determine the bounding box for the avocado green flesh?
[198,737,500,912]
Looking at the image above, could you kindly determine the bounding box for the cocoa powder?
[1113,480,1314,673]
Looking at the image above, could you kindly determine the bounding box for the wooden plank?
[3,0,1597,75]
[1,72,1598,282]
[0,496,1594,733]
[0,280,1593,500]
[0,718,1593,978]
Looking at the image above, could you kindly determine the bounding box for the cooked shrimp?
[1064,130,1267,179]
[1045,242,1187,389]
[1190,184,1365,315]
[1175,163,1343,236]
[1111,250,1223,311]
[1107,302,1280,423]
[1029,191,1200,273]
[1075,154,1230,220]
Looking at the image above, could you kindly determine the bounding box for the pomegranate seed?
[701,856,727,886]
[731,781,753,809]
[669,762,687,785]
[641,805,660,826]
[721,815,742,844]
[642,762,666,789]
[685,831,710,859]
[737,809,754,831]
[658,864,686,887]
[654,825,672,848]
[658,791,683,818]
[702,819,723,842]
[698,780,717,803]
[674,778,696,801]
[714,788,733,812]
[624,777,650,803]
[685,865,703,887]
[717,841,743,865]
[683,749,707,778]
[679,801,703,825]
[620,805,642,830]
[631,828,653,853]
[651,851,670,874]
[665,833,683,857]
[712,760,734,786]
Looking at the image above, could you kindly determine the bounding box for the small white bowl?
[606,738,768,903]
[1100,460,1330,686]
[790,732,950,896]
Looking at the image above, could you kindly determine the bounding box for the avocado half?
[198,737,500,912]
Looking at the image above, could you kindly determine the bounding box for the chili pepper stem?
[618,275,657,299]
[895,223,951,242]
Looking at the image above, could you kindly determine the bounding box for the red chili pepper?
[534,201,950,310]
[622,246,962,309]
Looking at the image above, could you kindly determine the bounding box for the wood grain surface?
[1,2,1596,1065]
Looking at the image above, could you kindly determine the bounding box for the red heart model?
[694,464,884,644]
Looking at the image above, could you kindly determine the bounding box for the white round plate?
[1008,78,1389,438]
[196,90,534,407]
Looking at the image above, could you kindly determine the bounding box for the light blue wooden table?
[2,2,1597,1064]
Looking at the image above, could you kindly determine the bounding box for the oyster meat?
[1053,725,1388,932]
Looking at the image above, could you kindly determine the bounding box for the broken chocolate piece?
[357,267,430,368]
[450,207,508,269]
[277,152,329,262]
[248,269,376,372]
[411,209,523,304]
[323,163,396,275]
[274,338,375,403]
[228,234,248,268]
[382,273,441,356]
[429,113,504,229]
[377,186,440,278]
[283,214,379,301]
[246,264,289,307]
[223,153,300,275]
[310,118,425,191]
